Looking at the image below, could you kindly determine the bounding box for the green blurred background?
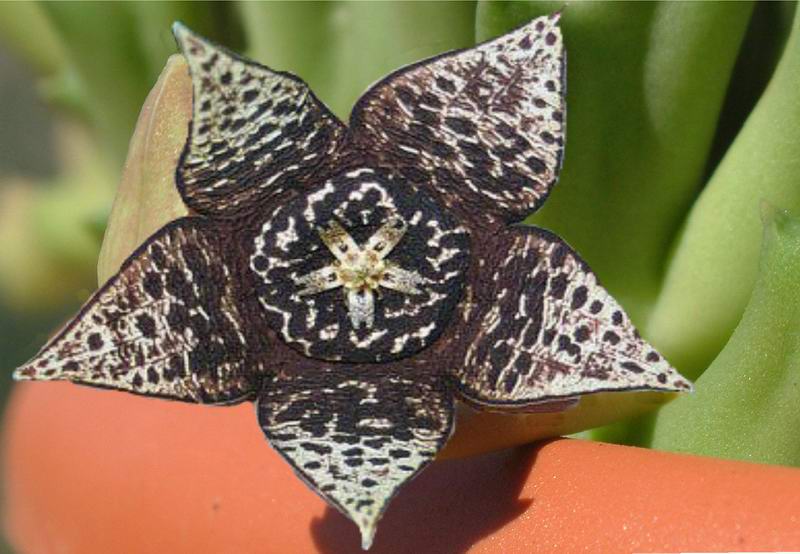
[2,6,800,541]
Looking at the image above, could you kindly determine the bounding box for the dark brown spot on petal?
[87,333,103,351]
[621,362,644,374]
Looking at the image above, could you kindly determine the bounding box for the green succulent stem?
[239,1,476,119]
[478,1,754,326]
[646,6,800,381]
[651,205,800,466]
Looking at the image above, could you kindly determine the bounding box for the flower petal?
[452,225,692,409]
[350,12,565,227]
[257,364,453,549]
[172,23,346,219]
[14,219,262,405]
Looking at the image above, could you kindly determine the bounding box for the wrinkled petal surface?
[173,23,346,219]
[350,13,565,226]
[452,226,691,409]
[257,363,453,549]
[16,219,261,404]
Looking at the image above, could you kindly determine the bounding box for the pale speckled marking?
[173,23,345,218]
[455,226,692,409]
[251,171,469,363]
[14,220,255,404]
[351,13,565,225]
[258,367,453,549]
[346,290,376,328]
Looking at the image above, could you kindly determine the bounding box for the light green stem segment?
[651,205,800,467]
[478,1,754,325]
[238,1,476,119]
[646,7,800,381]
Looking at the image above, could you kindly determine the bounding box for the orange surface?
[4,382,800,553]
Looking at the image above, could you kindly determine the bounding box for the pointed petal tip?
[11,359,64,383]
[520,10,563,42]
[171,21,205,54]
[359,521,377,551]
[601,377,695,398]
[640,357,694,395]
[654,371,694,395]
[525,11,561,30]
[666,361,694,394]
[12,359,54,382]
[171,21,189,41]
[12,366,31,381]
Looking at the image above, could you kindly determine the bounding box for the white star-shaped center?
[295,216,427,329]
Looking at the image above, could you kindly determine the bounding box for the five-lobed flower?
[14,13,691,549]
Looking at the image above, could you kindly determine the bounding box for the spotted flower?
[15,13,691,549]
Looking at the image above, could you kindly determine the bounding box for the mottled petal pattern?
[173,23,346,218]
[350,13,565,226]
[453,226,692,409]
[13,14,695,551]
[257,365,453,549]
[15,220,258,404]
[251,168,470,363]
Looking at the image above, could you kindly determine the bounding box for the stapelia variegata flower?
[15,13,691,549]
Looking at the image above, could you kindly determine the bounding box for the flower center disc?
[251,169,469,363]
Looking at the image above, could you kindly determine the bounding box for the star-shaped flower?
[15,13,692,549]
